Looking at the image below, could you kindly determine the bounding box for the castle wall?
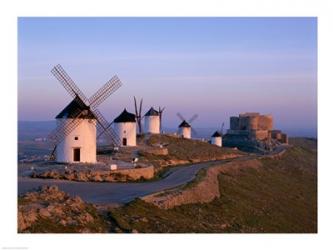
[258,115,273,130]
[250,130,269,140]
[230,117,239,130]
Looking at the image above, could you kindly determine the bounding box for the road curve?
[18,158,244,205]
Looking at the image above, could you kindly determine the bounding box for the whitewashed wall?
[56,118,97,163]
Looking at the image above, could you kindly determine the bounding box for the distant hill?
[18,121,56,141]
[18,121,217,141]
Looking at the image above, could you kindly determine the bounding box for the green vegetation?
[108,138,317,233]
[146,134,242,161]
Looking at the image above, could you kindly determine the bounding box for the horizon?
[18,17,317,137]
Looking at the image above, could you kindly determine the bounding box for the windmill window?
[74,136,79,140]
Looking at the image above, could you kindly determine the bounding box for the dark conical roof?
[178,120,191,128]
[113,109,136,123]
[145,107,159,116]
[211,131,222,137]
[56,96,96,119]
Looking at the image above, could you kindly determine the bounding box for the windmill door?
[122,138,127,146]
[73,148,81,162]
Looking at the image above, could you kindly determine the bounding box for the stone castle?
[228,112,288,143]
[224,112,288,153]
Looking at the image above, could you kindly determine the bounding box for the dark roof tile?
[113,109,136,123]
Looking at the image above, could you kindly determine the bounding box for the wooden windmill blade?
[96,122,121,146]
[221,122,225,135]
[191,127,198,136]
[138,98,143,134]
[134,96,143,134]
[188,114,198,124]
[47,105,86,159]
[176,112,186,121]
[51,64,89,105]
[89,75,122,109]
[134,96,138,116]
[92,108,121,146]
[159,106,165,132]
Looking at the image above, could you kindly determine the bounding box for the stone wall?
[112,166,155,180]
[230,116,240,130]
[142,159,263,209]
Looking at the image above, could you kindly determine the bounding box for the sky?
[18,17,317,137]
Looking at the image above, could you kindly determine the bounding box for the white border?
[1,0,333,250]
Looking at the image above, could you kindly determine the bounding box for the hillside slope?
[108,138,317,233]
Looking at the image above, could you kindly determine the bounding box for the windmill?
[176,113,198,139]
[158,106,165,133]
[133,96,143,134]
[211,122,224,147]
[47,64,122,163]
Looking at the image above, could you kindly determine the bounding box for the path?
[18,157,250,205]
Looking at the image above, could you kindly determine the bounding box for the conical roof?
[113,109,136,123]
[178,120,191,128]
[211,131,222,137]
[56,96,96,119]
[145,107,159,116]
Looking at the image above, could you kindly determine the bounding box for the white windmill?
[113,109,137,146]
[176,113,198,139]
[144,107,160,134]
[211,123,224,147]
[47,64,122,163]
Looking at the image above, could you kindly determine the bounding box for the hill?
[18,137,317,233]
[108,137,317,233]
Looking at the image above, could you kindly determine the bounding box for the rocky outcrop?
[142,159,262,209]
[18,185,107,233]
[31,166,154,182]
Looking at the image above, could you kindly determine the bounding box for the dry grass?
[108,138,317,233]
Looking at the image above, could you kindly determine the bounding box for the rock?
[18,185,107,233]
[132,229,139,233]
[78,213,94,224]
[38,208,51,218]
[141,217,148,223]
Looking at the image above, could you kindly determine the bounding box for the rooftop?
[113,109,136,123]
[56,97,96,119]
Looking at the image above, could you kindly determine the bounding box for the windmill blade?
[177,112,186,121]
[191,127,198,136]
[92,108,120,146]
[134,96,138,116]
[189,114,198,124]
[47,106,85,144]
[221,122,225,134]
[96,122,120,146]
[89,75,122,109]
[51,64,89,105]
[139,98,143,116]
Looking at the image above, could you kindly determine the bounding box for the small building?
[211,131,222,147]
[179,120,191,139]
[55,97,97,163]
[113,109,137,146]
[144,107,160,134]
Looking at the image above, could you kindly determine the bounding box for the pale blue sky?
[18,17,317,136]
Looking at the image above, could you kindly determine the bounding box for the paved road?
[18,158,244,205]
